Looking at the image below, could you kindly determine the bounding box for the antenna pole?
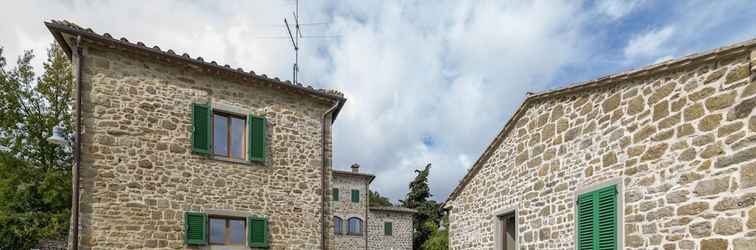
[284,0,301,84]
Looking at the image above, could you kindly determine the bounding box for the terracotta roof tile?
[44,20,346,105]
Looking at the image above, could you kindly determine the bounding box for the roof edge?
[369,206,417,214]
[443,37,756,207]
[332,170,376,183]
[44,20,347,121]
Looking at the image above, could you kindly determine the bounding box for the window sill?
[209,156,265,166]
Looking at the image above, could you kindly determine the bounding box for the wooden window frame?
[211,111,247,160]
[208,215,246,246]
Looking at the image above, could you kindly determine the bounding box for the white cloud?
[2,0,754,203]
[595,0,645,20]
[623,26,676,60]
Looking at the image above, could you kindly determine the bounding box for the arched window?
[334,216,343,235]
[347,217,363,235]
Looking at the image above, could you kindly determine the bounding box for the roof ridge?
[44,19,346,100]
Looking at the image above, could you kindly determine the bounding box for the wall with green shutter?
[248,217,269,248]
[184,212,208,245]
[351,189,360,203]
[577,185,618,250]
[191,104,212,155]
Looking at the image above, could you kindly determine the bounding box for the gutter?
[364,181,369,250]
[321,100,341,250]
[71,35,83,250]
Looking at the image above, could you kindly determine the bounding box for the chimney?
[351,163,360,173]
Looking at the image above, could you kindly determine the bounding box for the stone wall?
[448,46,756,250]
[332,173,369,250]
[367,209,414,250]
[75,41,335,249]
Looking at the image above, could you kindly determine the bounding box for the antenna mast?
[284,0,301,83]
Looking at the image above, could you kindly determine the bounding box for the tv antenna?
[284,0,302,84]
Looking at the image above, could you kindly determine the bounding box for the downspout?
[321,101,339,250]
[71,35,83,250]
[365,181,369,250]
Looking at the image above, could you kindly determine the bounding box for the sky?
[1,0,755,203]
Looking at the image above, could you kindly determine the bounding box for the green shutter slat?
[191,104,211,155]
[596,185,617,250]
[577,192,594,250]
[248,217,269,248]
[333,188,339,201]
[577,185,617,250]
[248,115,266,162]
[384,222,392,236]
[184,212,207,245]
[351,190,359,203]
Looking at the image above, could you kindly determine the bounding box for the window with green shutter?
[248,115,267,162]
[384,222,393,236]
[577,185,618,250]
[247,217,269,248]
[351,189,360,203]
[191,104,212,155]
[185,212,208,245]
[333,188,339,201]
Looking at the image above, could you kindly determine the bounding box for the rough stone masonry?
[47,20,343,249]
[445,39,756,250]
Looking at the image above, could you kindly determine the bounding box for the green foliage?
[401,163,444,249]
[0,44,73,247]
[368,190,393,206]
[421,216,448,250]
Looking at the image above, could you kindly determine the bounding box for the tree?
[0,44,73,248]
[401,163,443,249]
[421,215,448,250]
[369,190,393,207]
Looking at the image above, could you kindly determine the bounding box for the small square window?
[212,112,246,160]
[209,217,246,246]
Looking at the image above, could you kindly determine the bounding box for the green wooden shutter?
[577,192,595,250]
[596,185,617,250]
[191,104,211,155]
[248,115,267,162]
[248,217,269,248]
[577,185,617,250]
[184,212,207,245]
[351,190,360,203]
[333,188,339,201]
[384,222,393,236]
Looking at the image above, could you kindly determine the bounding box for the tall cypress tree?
[401,163,442,249]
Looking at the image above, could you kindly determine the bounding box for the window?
[213,112,246,160]
[334,216,343,235]
[347,217,363,235]
[384,222,393,236]
[191,104,267,162]
[498,212,516,250]
[209,217,245,245]
[577,185,618,250]
[351,189,360,203]
[183,212,269,248]
[333,188,339,201]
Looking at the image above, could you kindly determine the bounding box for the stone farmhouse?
[46,20,413,250]
[442,38,756,250]
[332,164,415,250]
